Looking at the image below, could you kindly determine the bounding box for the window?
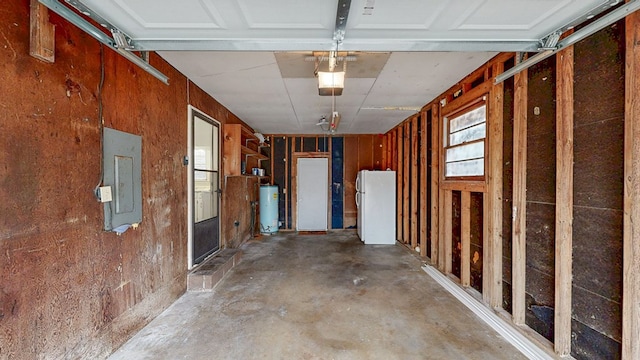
[443,100,486,179]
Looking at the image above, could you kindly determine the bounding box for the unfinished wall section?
[0,1,249,358]
[386,18,629,357]
[525,55,557,342]
[570,21,624,359]
[267,135,383,231]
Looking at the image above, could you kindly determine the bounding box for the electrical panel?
[102,127,142,233]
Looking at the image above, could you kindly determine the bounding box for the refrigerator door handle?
[355,173,360,192]
[355,192,360,208]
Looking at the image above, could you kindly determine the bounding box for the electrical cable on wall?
[94,43,106,199]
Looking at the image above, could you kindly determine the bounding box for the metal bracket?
[38,0,169,84]
[496,0,640,84]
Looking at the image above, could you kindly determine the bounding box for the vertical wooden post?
[623,9,640,360]
[432,104,441,267]
[461,191,471,287]
[554,45,574,357]
[403,122,411,244]
[285,137,290,229]
[483,191,490,303]
[442,190,453,273]
[420,110,429,257]
[411,116,419,251]
[485,62,505,309]
[30,0,55,63]
[391,131,397,171]
[397,127,404,241]
[512,67,528,325]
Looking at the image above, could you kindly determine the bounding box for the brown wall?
[0,1,251,358]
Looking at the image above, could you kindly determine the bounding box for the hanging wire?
[94,44,106,198]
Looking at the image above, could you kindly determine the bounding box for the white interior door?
[297,158,328,231]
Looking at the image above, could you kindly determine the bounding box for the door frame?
[187,105,221,269]
[291,152,330,230]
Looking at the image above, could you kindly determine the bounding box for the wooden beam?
[403,122,411,244]
[623,9,640,360]
[392,130,397,172]
[441,81,492,116]
[420,110,429,257]
[397,127,404,241]
[461,191,471,287]
[554,45,574,357]
[512,67,528,326]
[442,190,453,274]
[411,116,419,251]
[285,137,290,229]
[485,62,504,309]
[440,181,486,193]
[483,191,490,304]
[30,0,55,63]
[432,104,441,266]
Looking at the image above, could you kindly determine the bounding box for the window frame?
[440,96,488,189]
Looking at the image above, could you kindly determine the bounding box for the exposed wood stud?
[397,127,404,241]
[512,67,528,326]
[461,191,471,287]
[443,190,453,274]
[411,116,419,251]
[403,122,411,244]
[554,45,574,357]
[30,0,55,63]
[432,104,441,267]
[482,191,490,304]
[623,9,640,360]
[420,110,429,257]
[285,137,290,229]
[487,62,504,309]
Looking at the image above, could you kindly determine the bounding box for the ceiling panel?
[69,0,624,134]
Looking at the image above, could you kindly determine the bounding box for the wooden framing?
[285,137,290,228]
[397,127,403,241]
[461,191,471,287]
[420,110,429,257]
[441,81,492,116]
[392,130,398,172]
[29,0,55,63]
[403,122,411,244]
[441,190,453,273]
[290,152,330,231]
[485,62,504,309]
[624,9,640,359]
[411,116,419,250]
[512,67,528,326]
[431,104,440,266]
[554,45,574,357]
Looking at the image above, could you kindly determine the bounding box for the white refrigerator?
[355,170,396,244]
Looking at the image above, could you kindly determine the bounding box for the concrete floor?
[109,231,527,360]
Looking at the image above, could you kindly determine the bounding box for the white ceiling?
[70,0,621,134]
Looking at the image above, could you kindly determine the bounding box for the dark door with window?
[192,111,220,265]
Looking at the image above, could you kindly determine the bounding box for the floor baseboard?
[422,265,556,360]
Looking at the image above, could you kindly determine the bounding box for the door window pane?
[194,117,214,171]
[194,170,217,222]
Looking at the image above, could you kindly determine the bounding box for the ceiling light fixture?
[318,71,345,96]
[317,49,346,96]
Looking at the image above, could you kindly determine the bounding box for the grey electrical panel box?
[102,127,142,232]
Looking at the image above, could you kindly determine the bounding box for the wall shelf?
[223,123,270,180]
